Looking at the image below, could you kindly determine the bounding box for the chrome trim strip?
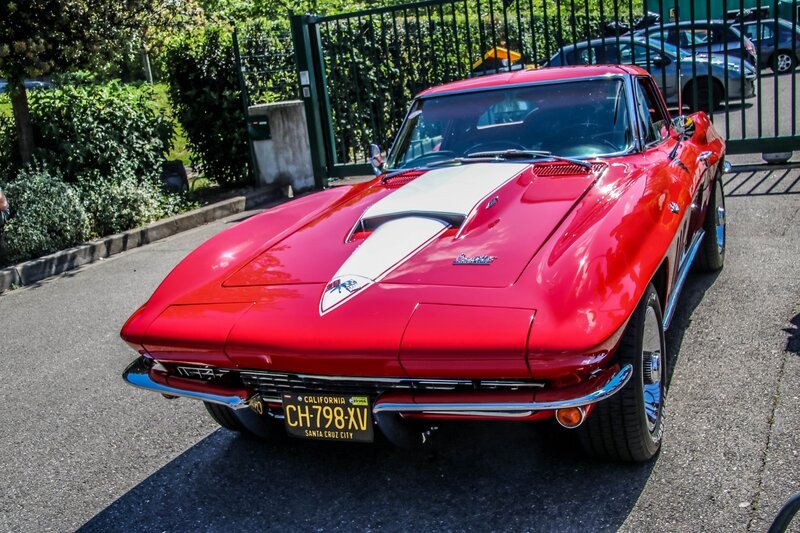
[241,370,474,388]
[372,364,632,415]
[122,357,250,410]
[663,229,706,331]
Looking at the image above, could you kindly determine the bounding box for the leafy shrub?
[76,162,197,237]
[0,115,16,182]
[28,82,173,182]
[165,24,251,186]
[1,166,90,266]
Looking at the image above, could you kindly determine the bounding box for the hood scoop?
[357,163,529,232]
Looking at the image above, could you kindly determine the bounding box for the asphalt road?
[1,168,798,533]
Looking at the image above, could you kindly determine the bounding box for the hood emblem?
[453,253,496,265]
[320,275,372,314]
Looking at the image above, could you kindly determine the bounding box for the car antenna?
[674,5,683,114]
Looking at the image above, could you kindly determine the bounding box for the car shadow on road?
[785,313,800,355]
[664,271,721,385]
[78,420,655,532]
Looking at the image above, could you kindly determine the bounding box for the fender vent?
[533,162,606,176]
[382,169,427,187]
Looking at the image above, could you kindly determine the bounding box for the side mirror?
[369,144,384,176]
[668,115,696,160]
[653,55,671,67]
[669,115,696,142]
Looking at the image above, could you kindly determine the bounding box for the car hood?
[224,162,603,305]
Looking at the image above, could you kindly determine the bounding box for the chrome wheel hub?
[777,54,792,72]
[642,306,663,434]
[715,185,726,256]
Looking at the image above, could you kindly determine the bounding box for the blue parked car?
[0,80,56,93]
[733,18,800,73]
[545,38,756,111]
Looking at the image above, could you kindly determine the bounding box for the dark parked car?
[0,80,56,93]
[633,21,758,68]
[734,18,800,72]
[545,38,756,111]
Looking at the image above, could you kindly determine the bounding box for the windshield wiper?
[382,157,467,182]
[464,149,592,169]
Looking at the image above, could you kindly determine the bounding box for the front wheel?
[204,401,283,440]
[696,176,726,272]
[772,51,796,73]
[684,78,723,112]
[578,284,667,462]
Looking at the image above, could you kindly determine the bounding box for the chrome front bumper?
[123,356,632,416]
[123,357,250,409]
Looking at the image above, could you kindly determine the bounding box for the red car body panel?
[121,66,725,430]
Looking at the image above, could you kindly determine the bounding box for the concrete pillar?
[248,101,315,193]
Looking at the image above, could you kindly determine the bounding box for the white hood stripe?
[320,163,528,314]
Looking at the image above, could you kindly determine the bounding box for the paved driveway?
[0,168,798,532]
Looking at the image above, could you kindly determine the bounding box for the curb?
[0,187,281,294]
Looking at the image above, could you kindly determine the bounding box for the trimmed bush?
[1,166,90,266]
[76,162,197,237]
[28,82,173,182]
[165,25,251,186]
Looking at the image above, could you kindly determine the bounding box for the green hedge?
[0,82,196,266]
[165,25,252,186]
[29,82,173,182]
[1,166,91,265]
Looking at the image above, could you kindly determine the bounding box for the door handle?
[697,151,714,165]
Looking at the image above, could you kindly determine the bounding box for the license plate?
[282,393,374,442]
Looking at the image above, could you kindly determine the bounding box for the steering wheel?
[587,133,621,151]
[464,141,527,156]
[400,150,457,168]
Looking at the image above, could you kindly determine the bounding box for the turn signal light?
[555,407,585,429]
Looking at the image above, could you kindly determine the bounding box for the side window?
[568,46,600,65]
[635,78,670,146]
[401,111,444,164]
[761,24,774,39]
[741,24,758,40]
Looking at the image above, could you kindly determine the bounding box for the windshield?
[646,40,689,58]
[386,78,633,170]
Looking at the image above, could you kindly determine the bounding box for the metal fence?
[287,0,799,182]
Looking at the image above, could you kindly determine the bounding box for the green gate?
[289,0,800,183]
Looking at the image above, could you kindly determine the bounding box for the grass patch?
[151,83,191,167]
[0,94,11,117]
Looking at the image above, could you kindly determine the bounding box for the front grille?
[176,366,230,380]
[239,370,545,399]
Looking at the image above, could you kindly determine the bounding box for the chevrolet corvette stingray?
[121,65,727,462]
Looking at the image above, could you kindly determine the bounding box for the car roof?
[558,37,665,51]
[418,65,641,97]
[644,20,729,28]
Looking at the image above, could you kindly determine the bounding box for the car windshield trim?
[386,75,637,170]
[415,73,629,100]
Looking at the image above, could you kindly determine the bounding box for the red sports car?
[121,65,727,462]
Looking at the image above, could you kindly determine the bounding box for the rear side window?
[567,46,601,65]
[740,23,759,40]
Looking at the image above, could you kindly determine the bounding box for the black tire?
[684,78,723,113]
[696,175,726,272]
[772,50,796,73]
[578,284,667,462]
[204,401,283,439]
